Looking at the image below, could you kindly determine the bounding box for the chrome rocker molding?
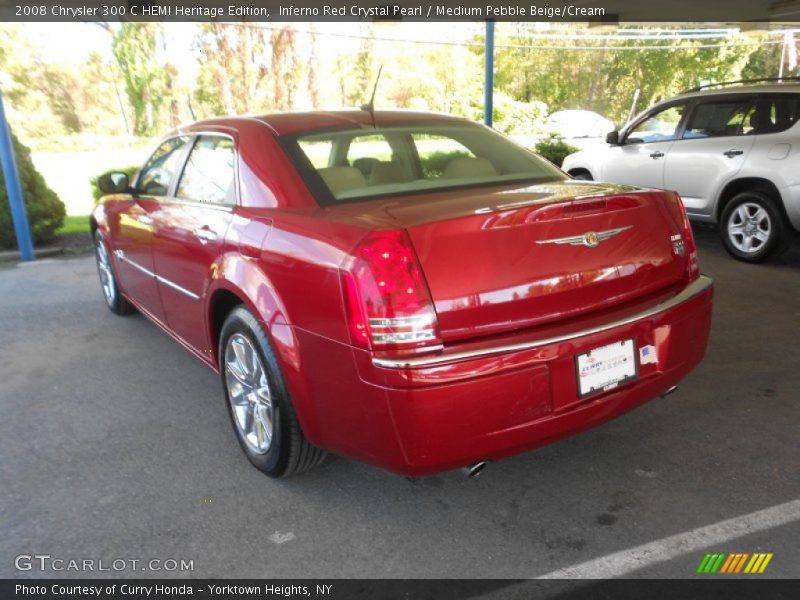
[373,275,713,369]
[114,250,201,301]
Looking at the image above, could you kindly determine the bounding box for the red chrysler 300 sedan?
[92,110,714,478]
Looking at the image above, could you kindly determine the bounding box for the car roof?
[674,82,800,100]
[177,110,473,137]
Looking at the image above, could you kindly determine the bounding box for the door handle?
[649,151,664,159]
[723,149,744,158]
[137,215,153,226]
[193,227,218,244]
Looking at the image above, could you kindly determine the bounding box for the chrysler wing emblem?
[536,226,633,248]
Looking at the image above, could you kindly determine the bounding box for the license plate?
[576,339,638,398]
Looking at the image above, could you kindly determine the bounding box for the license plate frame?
[575,338,639,399]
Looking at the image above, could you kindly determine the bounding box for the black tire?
[719,191,789,263]
[569,169,593,181]
[94,231,135,315]
[219,306,326,478]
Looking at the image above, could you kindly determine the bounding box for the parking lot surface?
[1,228,799,579]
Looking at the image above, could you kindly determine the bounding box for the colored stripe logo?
[697,552,773,574]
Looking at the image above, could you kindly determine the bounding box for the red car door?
[113,136,191,321]
[152,134,236,354]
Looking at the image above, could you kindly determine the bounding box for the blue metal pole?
[484,20,495,127]
[0,88,34,261]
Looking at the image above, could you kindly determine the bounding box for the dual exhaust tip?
[462,461,489,479]
[661,385,679,398]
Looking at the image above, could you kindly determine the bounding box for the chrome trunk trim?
[372,275,713,369]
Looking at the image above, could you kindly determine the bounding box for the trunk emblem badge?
[536,226,633,248]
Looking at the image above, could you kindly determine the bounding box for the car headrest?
[369,161,411,185]
[317,166,367,196]
[442,157,498,179]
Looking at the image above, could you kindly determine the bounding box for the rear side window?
[137,136,190,196]
[683,99,754,138]
[750,95,800,135]
[176,136,237,205]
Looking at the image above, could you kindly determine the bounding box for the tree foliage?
[194,24,306,116]
[492,33,764,126]
[112,23,167,136]
[0,128,65,248]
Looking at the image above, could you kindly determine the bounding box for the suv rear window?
[286,123,565,204]
[750,95,800,135]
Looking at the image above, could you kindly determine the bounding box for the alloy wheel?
[224,333,275,454]
[95,237,116,306]
[726,202,772,255]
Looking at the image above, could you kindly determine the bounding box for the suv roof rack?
[684,76,800,93]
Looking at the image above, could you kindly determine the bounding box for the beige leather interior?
[369,162,412,186]
[318,166,367,195]
[442,157,498,179]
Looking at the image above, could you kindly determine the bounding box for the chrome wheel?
[727,202,772,255]
[224,333,274,454]
[95,237,116,306]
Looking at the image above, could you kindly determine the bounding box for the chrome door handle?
[723,149,744,158]
[193,227,218,244]
[649,151,664,159]
[137,215,153,225]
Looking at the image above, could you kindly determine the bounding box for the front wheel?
[719,192,788,263]
[94,231,135,315]
[219,306,326,477]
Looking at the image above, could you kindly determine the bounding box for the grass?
[56,215,91,236]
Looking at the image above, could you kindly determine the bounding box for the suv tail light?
[341,230,442,353]
[667,193,700,281]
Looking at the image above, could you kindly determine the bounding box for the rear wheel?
[719,192,788,263]
[219,306,326,477]
[94,231,135,315]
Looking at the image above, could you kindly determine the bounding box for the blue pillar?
[0,88,34,261]
[484,20,495,127]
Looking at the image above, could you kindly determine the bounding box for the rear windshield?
[283,122,565,204]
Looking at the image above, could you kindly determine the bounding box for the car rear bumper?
[294,276,714,476]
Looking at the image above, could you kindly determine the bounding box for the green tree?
[492,30,763,126]
[194,23,303,116]
[112,23,167,135]
[0,129,65,248]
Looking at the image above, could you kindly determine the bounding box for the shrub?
[0,129,66,249]
[90,165,139,202]
[491,92,548,136]
[534,134,580,168]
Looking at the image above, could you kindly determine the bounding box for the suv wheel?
[720,191,787,263]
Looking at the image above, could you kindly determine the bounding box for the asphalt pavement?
[1,227,798,580]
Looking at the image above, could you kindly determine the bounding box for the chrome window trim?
[114,250,201,302]
[372,275,713,370]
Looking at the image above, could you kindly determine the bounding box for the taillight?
[671,193,700,281]
[341,230,442,353]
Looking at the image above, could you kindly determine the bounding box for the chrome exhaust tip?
[462,461,489,478]
[660,385,679,398]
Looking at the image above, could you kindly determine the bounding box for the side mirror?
[97,171,131,194]
[605,130,620,145]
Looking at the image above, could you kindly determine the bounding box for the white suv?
[562,80,800,262]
